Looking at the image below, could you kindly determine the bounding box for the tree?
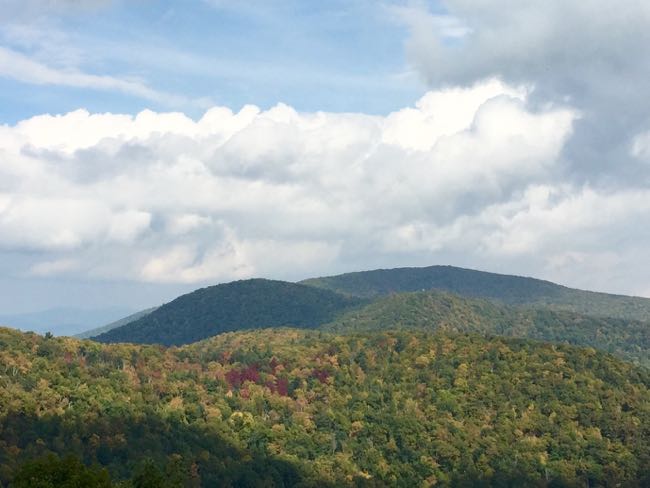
[11,454,112,488]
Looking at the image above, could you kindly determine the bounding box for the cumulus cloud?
[395,0,650,186]
[2,77,649,294]
[0,79,586,285]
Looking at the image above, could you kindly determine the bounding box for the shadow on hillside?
[0,410,333,487]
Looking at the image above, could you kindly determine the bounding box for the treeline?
[1,326,649,486]
[94,279,362,346]
[303,265,650,321]
[325,291,650,368]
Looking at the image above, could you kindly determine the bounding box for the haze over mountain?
[0,307,134,337]
[75,307,158,339]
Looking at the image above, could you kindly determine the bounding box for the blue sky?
[0,0,427,123]
[2,0,650,332]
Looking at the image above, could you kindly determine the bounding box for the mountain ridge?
[94,278,363,346]
[324,290,650,368]
[91,266,650,366]
[302,264,650,321]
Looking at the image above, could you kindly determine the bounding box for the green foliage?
[302,265,650,321]
[10,454,112,487]
[94,279,362,346]
[1,326,649,486]
[325,291,650,368]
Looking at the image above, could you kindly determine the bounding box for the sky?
[2,0,650,326]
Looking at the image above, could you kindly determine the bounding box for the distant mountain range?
[88,265,650,367]
[75,307,158,339]
[0,307,134,337]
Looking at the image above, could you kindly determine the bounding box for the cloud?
[395,0,650,186]
[0,46,209,108]
[0,79,598,289]
[2,76,650,295]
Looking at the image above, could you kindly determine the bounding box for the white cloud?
[381,79,528,151]
[0,46,211,109]
[394,1,650,189]
[6,78,649,295]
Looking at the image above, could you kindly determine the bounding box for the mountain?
[93,279,362,346]
[325,290,650,368]
[0,307,134,337]
[75,307,158,339]
[1,326,648,486]
[302,264,650,321]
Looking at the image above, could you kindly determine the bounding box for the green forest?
[1,326,649,486]
[94,279,363,346]
[302,265,650,321]
[92,279,650,369]
[325,291,650,368]
[3,266,650,487]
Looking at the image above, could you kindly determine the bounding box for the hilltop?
[89,267,650,368]
[302,265,650,321]
[94,279,362,346]
[325,290,650,368]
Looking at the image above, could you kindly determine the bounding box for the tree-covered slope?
[76,307,158,339]
[324,291,650,368]
[1,326,649,486]
[302,265,650,321]
[93,279,361,346]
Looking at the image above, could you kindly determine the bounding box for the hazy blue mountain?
[0,307,134,337]
[75,307,158,339]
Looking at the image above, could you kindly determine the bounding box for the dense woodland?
[94,279,362,346]
[4,265,650,486]
[325,291,650,368]
[302,265,650,321]
[92,278,650,368]
[1,326,649,486]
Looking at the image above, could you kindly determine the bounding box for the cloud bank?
[0,78,624,293]
[397,0,650,185]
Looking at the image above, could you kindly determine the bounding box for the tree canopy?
[1,326,648,486]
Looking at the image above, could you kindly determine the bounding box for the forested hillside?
[325,291,650,368]
[1,326,648,486]
[94,279,361,346]
[302,265,650,321]
[90,274,650,368]
[76,307,158,339]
